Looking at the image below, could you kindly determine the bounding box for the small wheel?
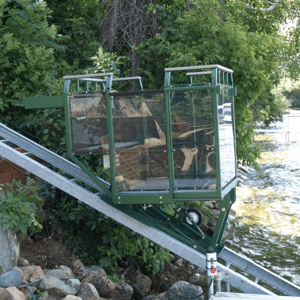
[186,208,203,226]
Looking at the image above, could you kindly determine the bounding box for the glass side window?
[69,92,107,154]
[170,89,217,191]
[218,85,236,188]
[110,91,168,192]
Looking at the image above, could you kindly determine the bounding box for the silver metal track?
[211,292,300,299]
[0,123,109,192]
[219,247,300,296]
[0,123,299,297]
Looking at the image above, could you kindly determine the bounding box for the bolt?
[118,197,121,200]
[193,245,197,249]
[159,196,162,199]
[160,201,162,204]
[222,208,226,212]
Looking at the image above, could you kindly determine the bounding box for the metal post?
[206,248,217,299]
[215,273,222,292]
[225,262,231,292]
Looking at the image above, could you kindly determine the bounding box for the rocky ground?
[0,250,208,300]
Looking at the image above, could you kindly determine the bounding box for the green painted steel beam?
[24,94,65,109]
[114,193,173,205]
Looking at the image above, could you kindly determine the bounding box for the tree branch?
[246,0,280,12]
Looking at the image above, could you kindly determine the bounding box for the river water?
[225,109,300,286]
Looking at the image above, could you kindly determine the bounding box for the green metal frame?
[24,66,237,205]
[23,65,238,255]
[63,74,145,197]
[114,67,237,204]
[163,66,237,201]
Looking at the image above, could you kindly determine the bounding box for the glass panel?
[111,92,168,191]
[69,92,108,154]
[170,90,217,190]
[218,85,236,188]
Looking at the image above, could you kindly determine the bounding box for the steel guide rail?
[219,247,300,296]
[0,123,109,192]
[0,123,300,296]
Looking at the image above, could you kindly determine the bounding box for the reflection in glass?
[111,92,168,191]
[170,90,217,190]
[218,85,236,188]
[69,92,107,153]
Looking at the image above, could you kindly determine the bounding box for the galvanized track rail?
[0,122,299,297]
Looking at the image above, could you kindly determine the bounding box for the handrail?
[63,73,113,79]
[165,64,233,73]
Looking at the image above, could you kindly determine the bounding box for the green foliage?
[108,274,125,283]
[44,187,172,275]
[282,86,300,108]
[0,0,70,149]
[0,0,69,113]
[96,223,172,275]
[21,108,67,154]
[91,47,123,75]
[254,90,290,126]
[0,178,43,233]
[33,290,45,298]
[46,0,104,71]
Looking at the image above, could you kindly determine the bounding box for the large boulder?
[0,287,14,300]
[0,270,24,288]
[111,282,134,300]
[45,266,73,280]
[76,282,100,300]
[165,281,204,300]
[82,268,115,298]
[0,226,20,272]
[149,281,204,300]
[39,275,77,297]
[6,287,26,300]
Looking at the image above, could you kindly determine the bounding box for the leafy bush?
[43,186,172,275]
[0,178,43,233]
[0,0,68,115]
[282,87,300,108]
[20,108,67,155]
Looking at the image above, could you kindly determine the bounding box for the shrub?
[0,178,43,233]
[43,185,172,275]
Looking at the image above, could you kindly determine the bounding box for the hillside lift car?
[25,65,238,274]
